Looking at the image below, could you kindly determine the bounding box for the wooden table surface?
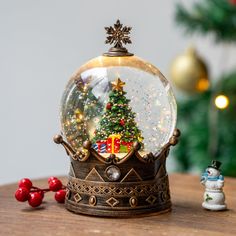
[0,174,235,236]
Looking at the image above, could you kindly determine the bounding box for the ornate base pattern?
[65,174,171,217]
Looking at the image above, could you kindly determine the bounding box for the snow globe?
[54,20,180,217]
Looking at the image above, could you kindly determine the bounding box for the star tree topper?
[111,78,126,91]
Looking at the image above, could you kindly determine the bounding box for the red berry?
[106,102,112,110]
[49,179,62,192]
[28,192,43,207]
[15,187,30,202]
[120,119,125,126]
[38,190,44,199]
[47,176,58,184]
[18,178,32,190]
[55,189,66,203]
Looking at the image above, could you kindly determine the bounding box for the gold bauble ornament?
[170,47,209,93]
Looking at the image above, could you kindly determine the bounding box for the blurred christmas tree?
[172,0,236,176]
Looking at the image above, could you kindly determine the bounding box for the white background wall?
[1,0,236,184]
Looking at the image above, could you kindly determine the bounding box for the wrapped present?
[100,143,107,153]
[119,144,128,153]
[107,134,121,153]
[120,141,133,153]
[92,143,98,152]
[93,140,107,153]
[107,141,112,153]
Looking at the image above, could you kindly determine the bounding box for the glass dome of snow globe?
[54,20,180,217]
[60,48,177,160]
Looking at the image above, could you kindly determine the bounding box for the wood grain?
[0,174,235,236]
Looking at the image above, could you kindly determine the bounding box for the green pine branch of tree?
[174,72,236,176]
[176,0,236,43]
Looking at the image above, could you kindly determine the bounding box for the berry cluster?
[15,177,66,207]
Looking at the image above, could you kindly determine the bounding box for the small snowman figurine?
[200,160,227,211]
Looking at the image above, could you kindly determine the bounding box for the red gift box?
[107,134,121,153]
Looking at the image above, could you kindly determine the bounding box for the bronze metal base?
[54,129,180,217]
[65,174,171,217]
[65,201,171,217]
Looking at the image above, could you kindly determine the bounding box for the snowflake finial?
[105,19,132,48]
[103,20,133,57]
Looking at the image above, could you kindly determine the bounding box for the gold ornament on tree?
[170,47,209,93]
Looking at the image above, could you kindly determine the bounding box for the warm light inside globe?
[215,95,229,109]
[60,55,177,157]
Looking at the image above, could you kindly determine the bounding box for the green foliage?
[175,0,236,43]
[205,194,213,202]
[174,72,236,176]
[174,0,236,176]
[93,89,143,143]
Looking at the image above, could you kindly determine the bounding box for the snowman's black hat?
[208,160,222,170]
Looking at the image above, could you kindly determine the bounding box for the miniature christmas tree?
[93,78,143,153]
